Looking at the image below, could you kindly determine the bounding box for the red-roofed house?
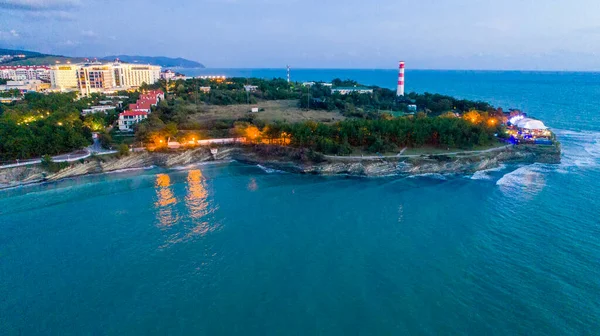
[118,111,148,131]
[148,89,164,101]
[128,100,154,112]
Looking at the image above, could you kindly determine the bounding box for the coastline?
[0,144,561,190]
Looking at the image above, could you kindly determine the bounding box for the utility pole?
[195,79,198,108]
[246,79,250,105]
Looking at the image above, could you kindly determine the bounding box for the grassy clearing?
[186,100,345,124]
[334,142,508,157]
[400,143,506,155]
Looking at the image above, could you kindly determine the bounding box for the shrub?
[117,144,130,157]
[40,155,69,173]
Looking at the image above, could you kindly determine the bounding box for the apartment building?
[0,66,50,81]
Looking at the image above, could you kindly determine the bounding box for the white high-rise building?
[50,65,79,91]
[113,63,161,88]
[49,61,161,95]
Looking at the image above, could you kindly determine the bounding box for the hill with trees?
[0,48,204,68]
[101,55,204,68]
[132,77,504,154]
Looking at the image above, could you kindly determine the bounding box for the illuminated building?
[49,65,79,91]
[76,63,117,96]
[49,61,161,95]
[0,66,50,81]
[112,63,161,89]
[0,80,47,92]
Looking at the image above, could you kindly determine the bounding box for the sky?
[2,0,600,70]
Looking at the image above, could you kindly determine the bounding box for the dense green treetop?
[0,92,131,161]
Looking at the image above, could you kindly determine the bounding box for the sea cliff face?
[232,144,561,176]
[0,144,561,189]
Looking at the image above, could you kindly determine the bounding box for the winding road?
[0,134,117,169]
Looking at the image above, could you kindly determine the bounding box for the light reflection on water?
[154,170,220,248]
[247,177,258,191]
[184,169,219,240]
[155,174,179,228]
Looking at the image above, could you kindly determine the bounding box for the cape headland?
[0,71,561,188]
[0,142,560,189]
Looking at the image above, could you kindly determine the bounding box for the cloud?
[28,9,75,19]
[0,0,80,11]
[59,39,79,46]
[81,29,96,37]
[0,29,20,40]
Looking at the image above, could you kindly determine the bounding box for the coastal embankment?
[0,144,561,189]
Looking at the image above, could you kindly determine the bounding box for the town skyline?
[2,0,600,71]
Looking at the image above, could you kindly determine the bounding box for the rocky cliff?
[0,144,561,189]
[232,144,561,177]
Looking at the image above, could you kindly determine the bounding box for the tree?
[164,122,178,138]
[98,131,113,149]
[117,143,130,157]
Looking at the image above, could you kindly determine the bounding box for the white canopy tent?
[515,118,547,130]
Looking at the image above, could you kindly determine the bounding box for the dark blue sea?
[1,69,600,335]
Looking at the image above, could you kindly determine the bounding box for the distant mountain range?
[0,48,45,57]
[100,55,204,68]
[0,48,205,68]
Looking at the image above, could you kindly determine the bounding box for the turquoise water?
[2,70,600,335]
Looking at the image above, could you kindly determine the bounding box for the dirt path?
[324,145,512,160]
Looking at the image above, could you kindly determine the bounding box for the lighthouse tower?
[397,61,405,96]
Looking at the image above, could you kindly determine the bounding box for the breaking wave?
[470,164,507,180]
[553,129,600,171]
[496,163,555,196]
[257,164,286,174]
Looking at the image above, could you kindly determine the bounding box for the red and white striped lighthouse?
[397,61,405,96]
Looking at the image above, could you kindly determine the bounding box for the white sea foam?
[553,129,600,170]
[256,164,286,174]
[470,164,507,180]
[496,163,554,196]
[408,173,448,180]
[170,160,233,171]
[105,165,155,174]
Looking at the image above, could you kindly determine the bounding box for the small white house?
[118,111,148,131]
[251,107,259,113]
[331,87,373,95]
[244,85,258,92]
[82,105,117,116]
